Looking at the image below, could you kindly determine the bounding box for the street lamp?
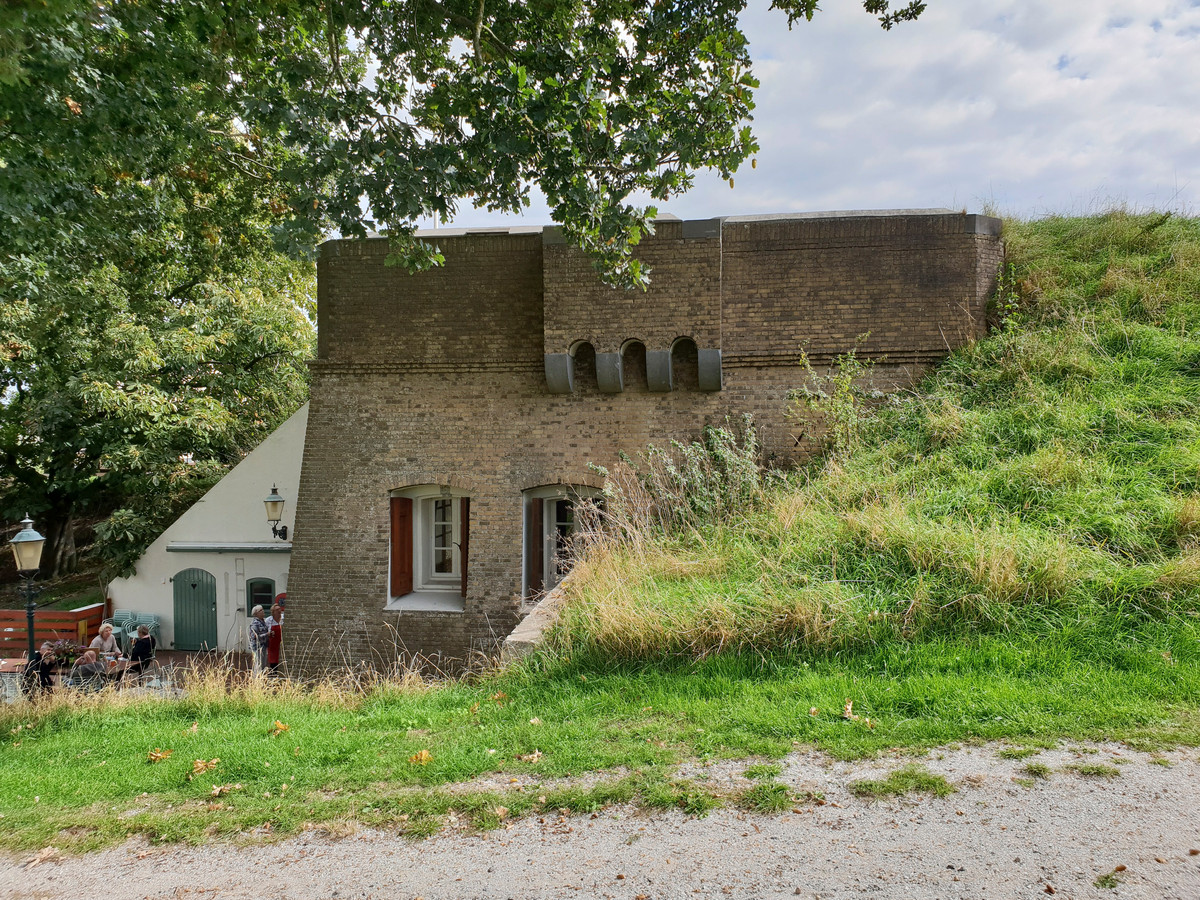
[264,485,288,540]
[9,515,46,661]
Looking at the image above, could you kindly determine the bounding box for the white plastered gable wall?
[106,403,307,651]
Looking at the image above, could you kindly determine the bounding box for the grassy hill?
[554,210,1200,662]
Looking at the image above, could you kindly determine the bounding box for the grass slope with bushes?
[2,212,1199,850]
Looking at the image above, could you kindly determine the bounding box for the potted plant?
[47,638,82,669]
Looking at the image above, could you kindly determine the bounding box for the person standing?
[266,604,284,676]
[248,605,269,674]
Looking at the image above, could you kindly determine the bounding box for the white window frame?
[387,485,467,613]
[419,496,461,590]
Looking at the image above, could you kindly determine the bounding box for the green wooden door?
[173,568,217,650]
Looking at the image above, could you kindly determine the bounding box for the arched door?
[173,568,217,650]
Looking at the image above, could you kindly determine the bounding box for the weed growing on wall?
[789,346,882,458]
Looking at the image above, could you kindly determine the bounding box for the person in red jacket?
[266,603,284,676]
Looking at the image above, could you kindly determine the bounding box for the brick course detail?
[287,210,1002,671]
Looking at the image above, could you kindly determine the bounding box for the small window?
[390,488,470,602]
[246,578,275,615]
[524,486,603,597]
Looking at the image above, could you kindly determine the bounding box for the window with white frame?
[523,485,602,597]
[390,487,470,602]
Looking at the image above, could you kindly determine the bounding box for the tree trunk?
[45,511,78,578]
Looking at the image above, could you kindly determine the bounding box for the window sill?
[386,592,465,613]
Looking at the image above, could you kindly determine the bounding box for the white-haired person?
[90,622,120,657]
[69,650,108,691]
[248,605,269,673]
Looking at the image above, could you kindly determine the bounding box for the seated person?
[90,622,120,657]
[126,624,157,677]
[69,650,109,690]
[22,641,57,696]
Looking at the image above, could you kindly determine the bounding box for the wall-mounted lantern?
[264,485,288,541]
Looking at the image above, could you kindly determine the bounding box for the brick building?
[285,209,1003,670]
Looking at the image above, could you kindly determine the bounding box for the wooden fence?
[0,603,106,656]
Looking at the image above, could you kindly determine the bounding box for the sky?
[420,0,1199,228]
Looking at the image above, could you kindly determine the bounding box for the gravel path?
[4,743,1200,900]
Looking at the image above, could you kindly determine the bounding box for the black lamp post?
[264,485,288,540]
[9,515,46,661]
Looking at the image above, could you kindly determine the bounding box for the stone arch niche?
[620,339,648,393]
[669,336,699,392]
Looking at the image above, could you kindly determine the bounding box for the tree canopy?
[0,0,923,575]
[2,0,924,286]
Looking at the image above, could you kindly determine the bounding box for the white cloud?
[425,1,1199,227]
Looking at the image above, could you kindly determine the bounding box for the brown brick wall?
[287,210,1003,671]
[542,220,722,355]
[318,234,544,369]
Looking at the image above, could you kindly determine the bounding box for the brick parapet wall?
[542,220,722,354]
[720,212,993,362]
[318,233,544,369]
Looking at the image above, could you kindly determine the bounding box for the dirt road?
[4,743,1199,899]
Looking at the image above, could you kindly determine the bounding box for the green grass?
[1022,762,1052,780]
[996,746,1042,760]
[738,781,793,813]
[3,211,1199,850]
[1066,762,1121,779]
[743,763,782,780]
[1094,870,1123,889]
[848,764,955,799]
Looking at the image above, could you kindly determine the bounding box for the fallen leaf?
[64,98,82,115]
[23,846,61,868]
[192,758,220,775]
[147,748,173,763]
[270,720,290,737]
[1114,865,1127,872]
[843,699,859,721]
[809,707,819,716]
[517,750,543,763]
[188,722,198,734]
[495,806,509,820]
[1155,857,1166,864]
[491,692,507,702]
[409,749,433,765]
[529,717,542,725]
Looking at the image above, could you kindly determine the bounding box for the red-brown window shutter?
[527,498,544,597]
[459,497,470,598]
[390,497,413,597]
